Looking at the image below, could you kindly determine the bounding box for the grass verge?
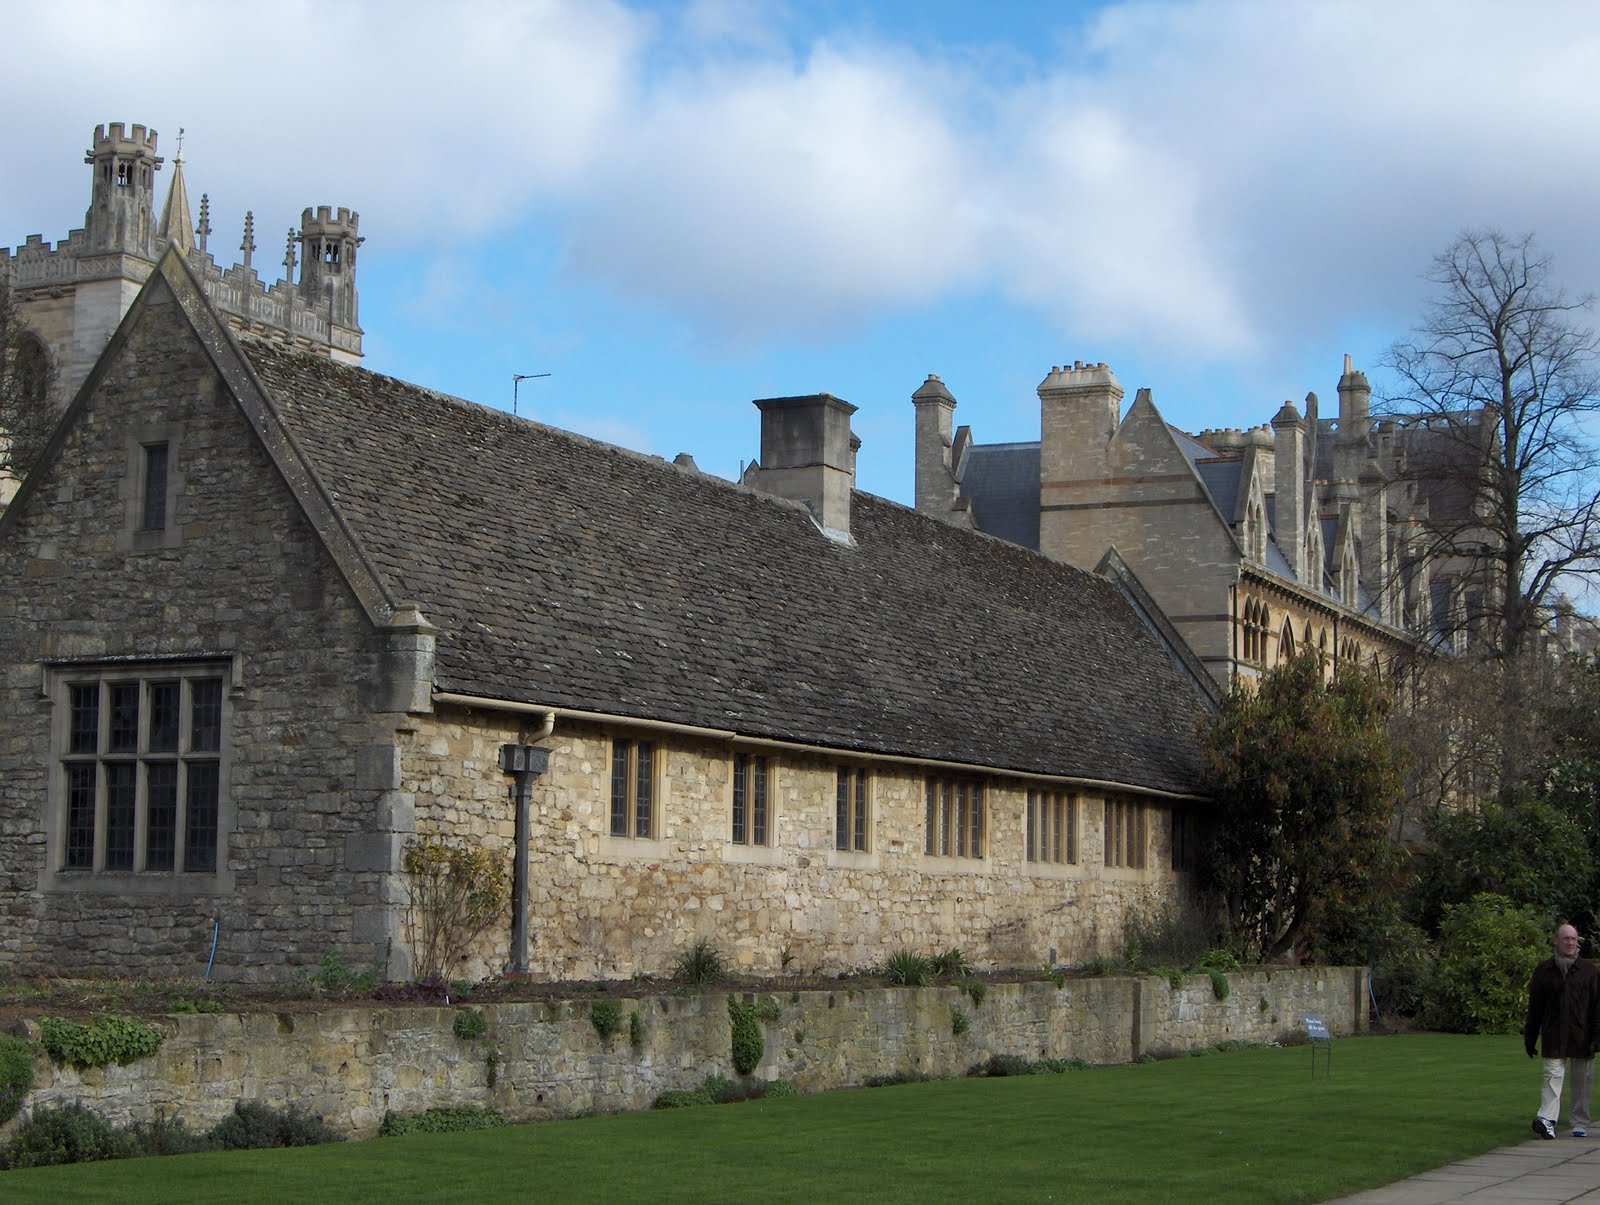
[1,1033,1530,1202]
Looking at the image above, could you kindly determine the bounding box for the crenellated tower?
[298,206,362,336]
[82,122,163,256]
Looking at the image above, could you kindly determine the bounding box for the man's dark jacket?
[1525,956,1600,1058]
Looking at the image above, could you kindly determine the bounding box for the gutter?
[431,690,1207,804]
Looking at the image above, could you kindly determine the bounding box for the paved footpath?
[1329,1135,1600,1203]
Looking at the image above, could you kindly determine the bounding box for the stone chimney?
[744,394,859,542]
[1039,361,1123,485]
[1336,354,1371,478]
[1037,361,1123,566]
[1272,399,1308,583]
[911,374,958,514]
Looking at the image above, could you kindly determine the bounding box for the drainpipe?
[499,711,554,977]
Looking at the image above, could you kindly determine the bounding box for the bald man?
[1525,923,1600,1139]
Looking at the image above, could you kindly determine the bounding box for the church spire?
[157,127,194,253]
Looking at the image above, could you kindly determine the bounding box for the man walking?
[1525,923,1600,1139]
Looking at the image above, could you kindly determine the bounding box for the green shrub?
[1353,915,1435,1019]
[590,998,622,1039]
[1196,948,1240,971]
[653,1089,708,1109]
[699,1074,738,1102]
[452,1009,487,1040]
[1424,892,1547,1034]
[1410,800,1587,937]
[0,1032,33,1125]
[379,1106,506,1136]
[961,977,987,1007]
[1207,968,1231,1001]
[753,996,782,1022]
[312,950,380,998]
[863,1069,938,1087]
[1031,1057,1091,1074]
[124,1114,210,1157]
[1146,965,1184,990]
[674,937,725,987]
[930,948,972,978]
[951,1007,969,1036]
[975,1053,1032,1077]
[0,1103,132,1169]
[1048,968,1068,988]
[652,1073,789,1109]
[629,1010,646,1050]
[38,1014,164,1068]
[207,1100,343,1149]
[882,949,932,986]
[729,998,763,1074]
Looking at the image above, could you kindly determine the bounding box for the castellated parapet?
[2,121,363,404]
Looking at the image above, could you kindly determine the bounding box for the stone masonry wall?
[405,706,1196,982]
[8,968,1367,1139]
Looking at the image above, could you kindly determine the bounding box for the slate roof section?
[1193,459,1243,523]
[960,442,1042,551]
[241,338,1207,797]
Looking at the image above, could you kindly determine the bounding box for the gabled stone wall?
[0,278,396,981]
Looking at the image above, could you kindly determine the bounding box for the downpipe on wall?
[499,711,555,977]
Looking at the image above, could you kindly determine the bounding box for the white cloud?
[6,0,1600,382]
[560,43,984,342]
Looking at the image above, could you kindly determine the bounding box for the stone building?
[910,359,1492,685]
[1,121,360,504]
[0,248,1214,985]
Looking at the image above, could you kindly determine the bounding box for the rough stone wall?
[404,709,1192,982]
[6,969,1368,1139]
[0,277,395,982]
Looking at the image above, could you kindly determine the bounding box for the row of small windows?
[1239,597,1367,669]
[607,746,1171,869]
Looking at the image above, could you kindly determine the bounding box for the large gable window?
[609,738,657,839]
[56,663,227,876]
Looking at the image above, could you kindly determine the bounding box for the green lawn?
[2,1033,1533,1203]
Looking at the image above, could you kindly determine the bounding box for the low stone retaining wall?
[8,967,1367,1139]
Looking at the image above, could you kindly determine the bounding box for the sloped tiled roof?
[1193,459,1244,523]
[960,443,1042,551]
[241,340,1206,796]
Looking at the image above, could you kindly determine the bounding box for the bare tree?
[1388,648,1565,823]
[1384,229,1600,658]
[0,273,57,493]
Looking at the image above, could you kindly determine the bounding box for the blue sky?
[5,0,1600,504]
